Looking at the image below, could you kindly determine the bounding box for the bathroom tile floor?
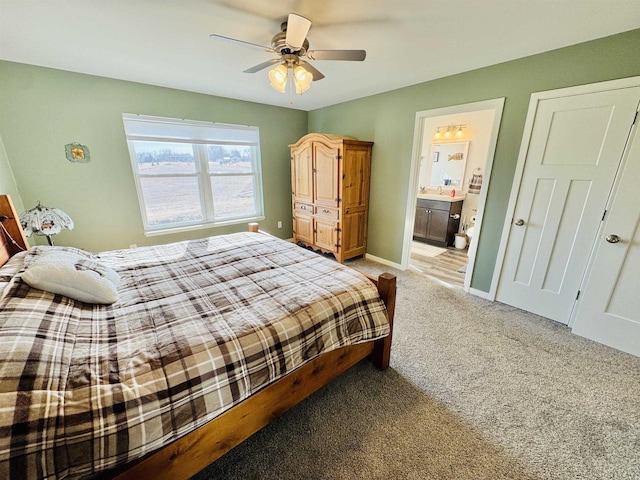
[409,244,468,288]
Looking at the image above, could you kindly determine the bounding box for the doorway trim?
[490,75,640,301]
[402,98,505,294]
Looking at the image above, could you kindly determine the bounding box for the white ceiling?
[1,0,640,111]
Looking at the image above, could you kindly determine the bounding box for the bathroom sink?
[417,193,466,202]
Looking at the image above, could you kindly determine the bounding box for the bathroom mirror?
[428,141,469,187]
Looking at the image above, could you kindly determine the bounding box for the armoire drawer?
[315,206,339,219]
[294,202,313,215]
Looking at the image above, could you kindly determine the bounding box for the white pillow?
[22,250,120,304]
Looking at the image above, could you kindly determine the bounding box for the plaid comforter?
[0,232,389,479]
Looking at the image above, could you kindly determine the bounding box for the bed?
[0,195,396,480]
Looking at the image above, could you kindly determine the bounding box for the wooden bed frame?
[0,195,29,264]
[0,195,396,480]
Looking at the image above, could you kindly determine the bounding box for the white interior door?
[571,120,640,356]
[496,87,640,324]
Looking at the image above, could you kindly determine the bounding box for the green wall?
[0,62,307,251]
[309,29,640,292]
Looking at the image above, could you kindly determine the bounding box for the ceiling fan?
[209,13,366,96]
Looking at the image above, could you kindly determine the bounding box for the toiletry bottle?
[450,189,456,197]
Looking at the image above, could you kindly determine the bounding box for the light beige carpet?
[193,259,640,480]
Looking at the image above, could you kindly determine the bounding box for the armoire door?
[291,143,313,204]
[314,218,338,253]
[313,142,340,208]
[571,120,640,357]
[496,87,640,323]
[293,214,313,244]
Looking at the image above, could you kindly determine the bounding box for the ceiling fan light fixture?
[269,64,288,93]
[293,65,313,94]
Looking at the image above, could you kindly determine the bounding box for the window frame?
[123,114,265,235]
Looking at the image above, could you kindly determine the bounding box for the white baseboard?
[469,287,492,300]
[364,253,404,270]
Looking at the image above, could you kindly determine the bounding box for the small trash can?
[454,233,467,249]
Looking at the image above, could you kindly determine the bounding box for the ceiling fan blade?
[299,61,325,81]
[209,33,273,52]
[307,50,366,61]
[285,13,311,50]
[243,58,281,73]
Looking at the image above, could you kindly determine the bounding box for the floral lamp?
[19,202,74,246]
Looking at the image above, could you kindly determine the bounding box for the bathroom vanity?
[413,195,463,247]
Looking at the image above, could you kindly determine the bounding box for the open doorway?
[402,99,504,294]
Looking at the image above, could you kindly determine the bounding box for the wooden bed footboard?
[367,272,396,370]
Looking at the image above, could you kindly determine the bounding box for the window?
[122,114,264,234]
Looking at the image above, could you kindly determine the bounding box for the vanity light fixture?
[433,124,467,140]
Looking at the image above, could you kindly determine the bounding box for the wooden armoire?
[289,133,373,263]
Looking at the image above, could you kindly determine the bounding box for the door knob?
[605,234,620,244]
[514,219,525,226]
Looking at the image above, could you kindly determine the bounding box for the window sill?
[144,216,266,237]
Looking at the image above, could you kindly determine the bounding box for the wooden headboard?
[0,195,29,267]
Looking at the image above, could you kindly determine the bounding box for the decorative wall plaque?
[65,143,90,163]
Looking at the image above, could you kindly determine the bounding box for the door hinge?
[312,168,317,173]
[313,229,317,234]
[576,290,581,300]
[335,244,341,248]
[334,227,342,232]
[602,209,607,221]
[335,197,342,203]
[336,155,342,160]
